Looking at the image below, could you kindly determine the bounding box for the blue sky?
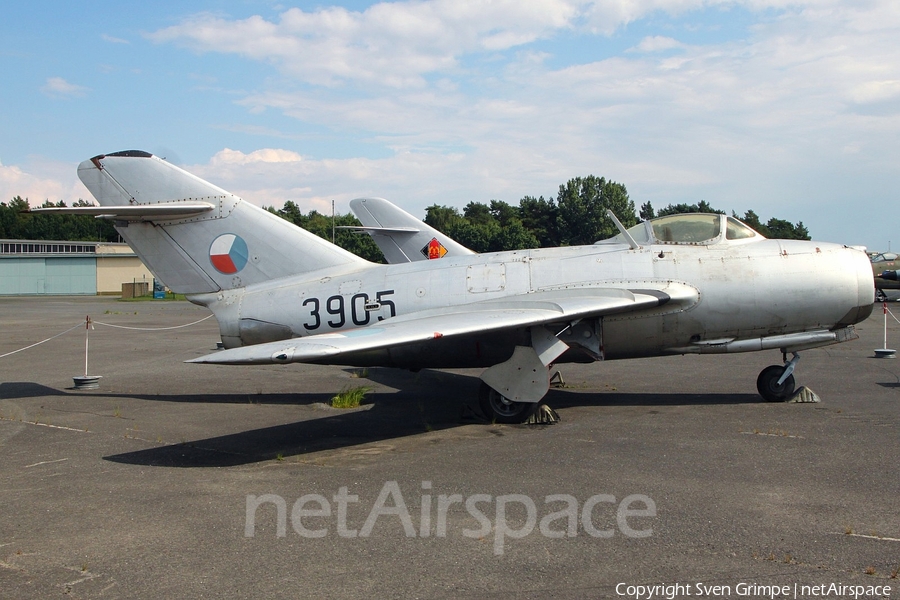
[2,0,898,249]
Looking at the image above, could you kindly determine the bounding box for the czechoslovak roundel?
[209,234,249,274]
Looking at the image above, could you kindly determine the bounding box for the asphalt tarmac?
[1,296,898,599]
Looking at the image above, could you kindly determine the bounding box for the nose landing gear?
[756,352,800,402]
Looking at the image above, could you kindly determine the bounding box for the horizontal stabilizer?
[28,203,215,221]
[337,225,420,234]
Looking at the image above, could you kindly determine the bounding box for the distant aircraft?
[33,151,875,422]
[870,252,899,302]
[342,196,473,263]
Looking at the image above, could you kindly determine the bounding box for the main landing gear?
[478,382,541,424]
[756,352,800,402]
[477,325,576,424]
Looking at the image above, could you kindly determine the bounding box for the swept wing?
[189,285,695,365]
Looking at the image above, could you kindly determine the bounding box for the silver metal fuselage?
[194,238,874,369]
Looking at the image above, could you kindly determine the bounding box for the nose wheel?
[756,352,799,402]
[478,382,540,424]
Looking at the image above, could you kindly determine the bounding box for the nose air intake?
[837,247,875,327]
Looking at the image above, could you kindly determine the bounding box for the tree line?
[2,175,811,263]
[0,197,120,243]
[418,176,810,254]
[639,200,810,240]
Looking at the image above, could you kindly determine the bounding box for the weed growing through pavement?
[330,386,370,409]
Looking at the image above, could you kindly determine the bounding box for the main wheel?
[756,365,796,402]
[478,382,539,424]
[875,289,887,303]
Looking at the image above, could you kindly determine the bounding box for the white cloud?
[189,148,460,214]
[40,77,89,98]
[845,79,900,104]
[146,0,900,247]
[0,158,88,207]
[147,1,580,87]
[631,35,686,52]
[101,33,129,44]
[209,148,304,165]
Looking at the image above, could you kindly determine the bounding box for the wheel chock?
[787,386,820,403]
[524,404,560,425]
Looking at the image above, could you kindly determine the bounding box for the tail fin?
[77,151,369,294]
[347,197,475,263]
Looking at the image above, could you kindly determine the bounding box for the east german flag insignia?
[421,237,448,260]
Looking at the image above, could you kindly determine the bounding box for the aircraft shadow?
[104,400,470,468]
[1,374,764,469]
[544,388,762,409]
[101,390,761,468]
[0,380,335,406]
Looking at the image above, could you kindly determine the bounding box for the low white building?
[0,240,153,295]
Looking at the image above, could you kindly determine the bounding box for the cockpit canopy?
[599,213,763,246]
[871,252,898,263]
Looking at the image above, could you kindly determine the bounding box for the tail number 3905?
[302,289,396,330]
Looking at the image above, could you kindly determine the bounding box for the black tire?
[756,365,796,402]
[875,289,887,303]
[478,382,539,424]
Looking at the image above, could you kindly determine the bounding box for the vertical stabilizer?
[78,151,369,294]
[348,197,475,263]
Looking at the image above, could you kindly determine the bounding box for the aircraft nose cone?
[830,246,875,327]
[851,248,875,322]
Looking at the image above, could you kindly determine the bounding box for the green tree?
[762,217,811,240]
[738,209,763,233]
[657,201,725,217]
[489,200,518,227]
[556,176,637,246]
[270,203,385,262]
[447,220,496,253]
[493,219,539,251]
[424,205,466,233]
[0,196,118,242]
[518,196,560,247]
[463,201,493,226]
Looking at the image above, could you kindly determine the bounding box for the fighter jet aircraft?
[34,151,875,423]
[870,252,899,302]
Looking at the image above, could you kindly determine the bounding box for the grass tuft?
[330,386,370,409]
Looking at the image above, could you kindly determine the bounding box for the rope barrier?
[0,313,216,361]
[0,322,84,359]
[92,313,214,331]
[887,305,900,326]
